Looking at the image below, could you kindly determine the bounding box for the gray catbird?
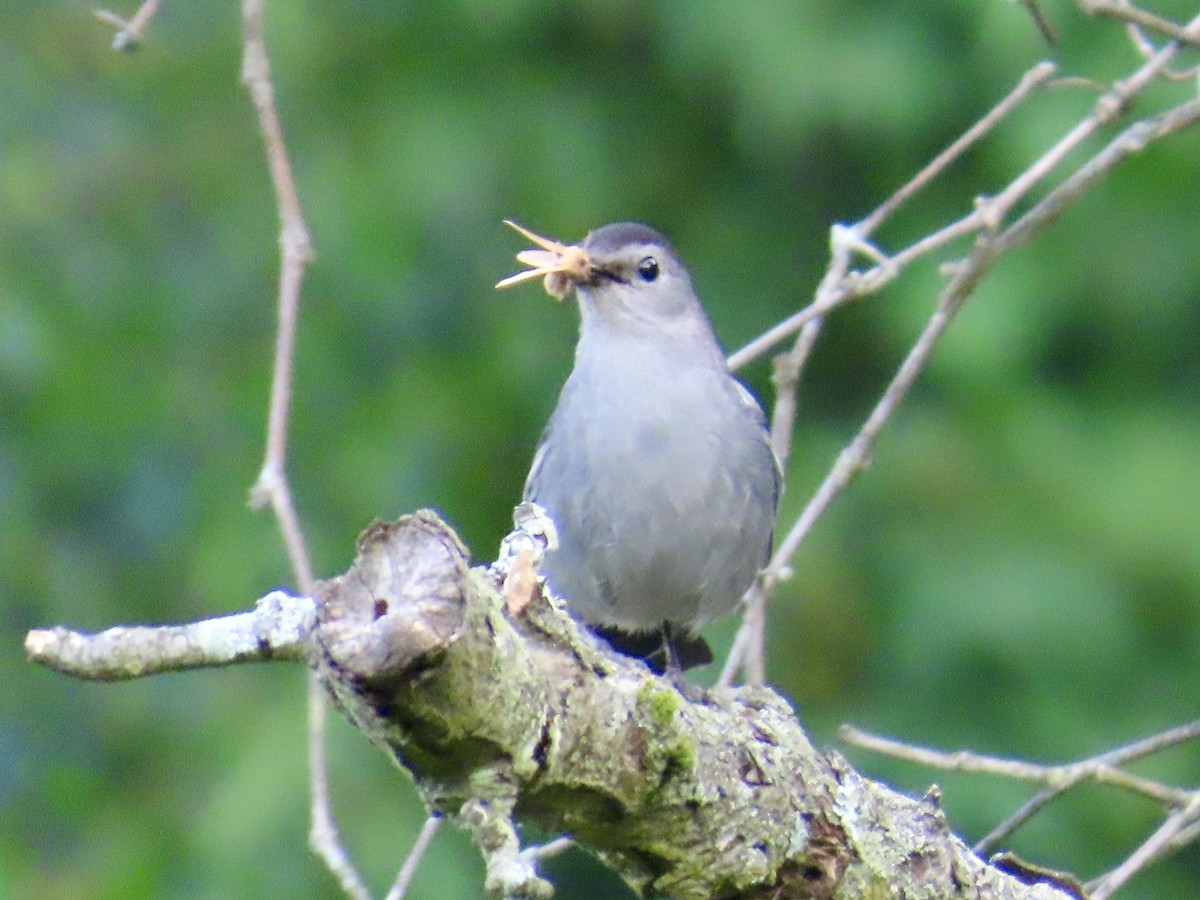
[499,221,780,671]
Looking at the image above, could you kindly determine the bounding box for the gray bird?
[498,221,780,670]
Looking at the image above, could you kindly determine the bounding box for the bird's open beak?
[496,220,592,300]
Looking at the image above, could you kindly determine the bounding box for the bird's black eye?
[636,257,659,282]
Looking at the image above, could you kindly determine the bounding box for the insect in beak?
[496,220,592,300]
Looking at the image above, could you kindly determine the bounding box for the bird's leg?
[658,622,713,701]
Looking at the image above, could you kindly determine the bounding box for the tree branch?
[25,590,311,679]
[27,511,1075,900]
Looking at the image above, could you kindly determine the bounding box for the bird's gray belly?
[531,404,771,632]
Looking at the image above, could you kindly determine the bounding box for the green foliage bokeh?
[4,1,1200,897]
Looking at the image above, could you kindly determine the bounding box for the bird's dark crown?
[583,222,678,261]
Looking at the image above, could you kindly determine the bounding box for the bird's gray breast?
[526,346,776,632]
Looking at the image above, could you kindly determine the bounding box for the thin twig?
[238,1,362,896]
[385,815,444,900]
[859,61,1058,236]
[839,725,1195,808]
[24,590,313,679]
[722,10,1200,695]
[977,717,1200,851]
[726,60,1057,372]
[727,300,831,373]
[983,21,1196,232]
[977,790,1062,853]
[94,0,160,51]
[767,317,824,472]
[724,316,825,686]
[767,97,1200,584]
[769,235,993,575]
[241,0,317,594]
[1164,816,1200,855]
[723,324,825,684]
[718,578,767,688]
[1088,794,1200,898]
[724,224,866,684]
[722,58,1106,685]
[1021,0,1061,44]
[518,836,575,862]
[305,670,369,900]
[717,597,755,688]
[757,22,1200,585]
[1123,18,1200,83]
[1079,0,1200,48]
[844,715,1200,890]
[997,97,1200,256]
[731,24,1193,382]
[753,90,1200,684]
[1097,719,1200,767]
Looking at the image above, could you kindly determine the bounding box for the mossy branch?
[29,510,1073,899]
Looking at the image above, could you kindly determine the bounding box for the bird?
[497,220,780,672]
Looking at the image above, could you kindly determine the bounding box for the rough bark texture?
[313,511,1072,899]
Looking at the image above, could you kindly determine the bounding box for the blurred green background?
[4,1,1200,897]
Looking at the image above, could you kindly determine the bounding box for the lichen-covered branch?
[27,510,1074,898]
[315,512,1077,899]
[25,589,312,680]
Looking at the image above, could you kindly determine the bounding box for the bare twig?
[767,90,1200,596]
[1079,0,1200,48]
[237,2,368,896]
[726,300,828,374]
[94,0,160,51]
[24,590,312,678]
[860,61,1059,237]
[722,11,1200,691]
[721,59,1069,685]
[839,725,1195,809]
[766,318,823,472]
[996,97,1200,256]
[719,308,825,685]
[771,233,992,574]
[717,575,769,688]
[1097,719,1200,766]
[1021,0,1061,44]
[304,672,370,900]
[979,791,1066,854]
[518,836,575,862]
[240,0,317,593]
[842,717,1200,894]
[1088,793,1200,897]
[732,23,1194,381]
[1113,9,1200,83]
[384,814,443,900]
[978,718,1200,851]
[987,23,1196,228]
[726,60,1058,372]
